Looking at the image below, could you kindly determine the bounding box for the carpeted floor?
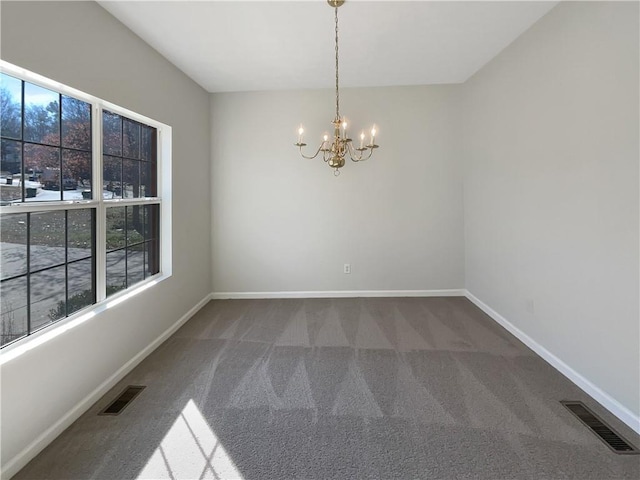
[14,297,640,479]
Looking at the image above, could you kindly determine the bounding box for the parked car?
[42,167,77,190]
[62,177,78,190]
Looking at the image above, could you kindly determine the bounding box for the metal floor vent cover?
[561,401,639,454]
[99,386,146,416]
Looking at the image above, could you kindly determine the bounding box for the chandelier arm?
[361,148,375,162]
[346,142,362,162]
[347,143,374,163]
[297,143,325,160]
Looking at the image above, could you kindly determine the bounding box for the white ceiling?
[98,0,558,93]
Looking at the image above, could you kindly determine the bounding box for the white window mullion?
[93,104,106,303]
[103,197,161,207]
[158,127,172,277]
[0,200,98,215]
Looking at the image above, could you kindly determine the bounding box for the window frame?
[0,60,172,351]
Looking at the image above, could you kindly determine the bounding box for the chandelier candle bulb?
[360,131,365,148]
[297,125,304,144]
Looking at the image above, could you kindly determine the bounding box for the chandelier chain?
[335,6,340,121]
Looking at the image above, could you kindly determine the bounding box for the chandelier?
[295,0,379,176]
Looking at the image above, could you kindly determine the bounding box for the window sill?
[0,271,170,365]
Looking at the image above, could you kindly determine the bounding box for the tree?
[35,97,91,186]
[1,87,22,174]
[60,117,92,186]
[0,87,21,140]
[24,101,59,144]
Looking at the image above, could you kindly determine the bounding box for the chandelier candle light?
[295,0,379,176]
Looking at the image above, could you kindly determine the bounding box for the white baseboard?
[212,289,466,299]
[1,293,213,480]
[465,290,640,435]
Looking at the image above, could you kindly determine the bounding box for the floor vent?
[561,401,639,454]
[99,386,146,416]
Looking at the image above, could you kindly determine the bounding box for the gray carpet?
[14,297,640,479]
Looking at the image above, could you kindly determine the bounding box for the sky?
[1,73,60,107]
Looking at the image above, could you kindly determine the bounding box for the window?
[0,62,171,348]
[105,204,159,296]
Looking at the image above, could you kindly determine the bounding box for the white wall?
[0,1,211,475]
[462,1,639,419]
[211,86,464,294]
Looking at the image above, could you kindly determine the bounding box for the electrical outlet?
[525,299,535,314]
[344,263,351,274]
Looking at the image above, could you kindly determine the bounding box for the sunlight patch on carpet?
[138,399,243,479]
